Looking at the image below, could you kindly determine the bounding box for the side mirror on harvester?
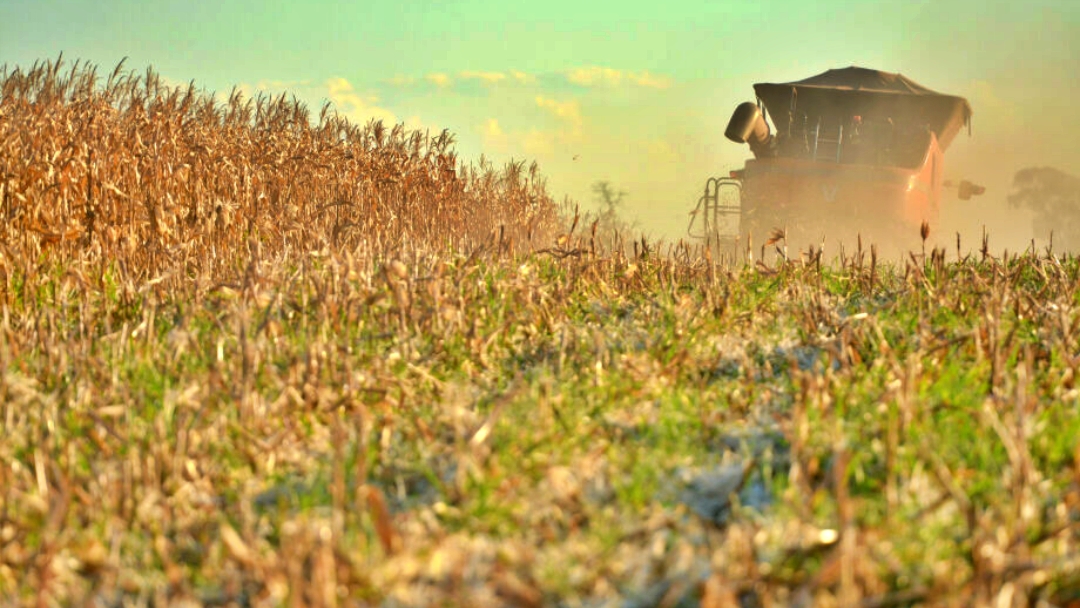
[945,179,986,201]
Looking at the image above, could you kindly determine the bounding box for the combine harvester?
[689,66,983,257]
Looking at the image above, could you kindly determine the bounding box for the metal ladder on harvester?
[811,118,844,162]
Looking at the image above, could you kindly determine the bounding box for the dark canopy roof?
[753,67,972,150]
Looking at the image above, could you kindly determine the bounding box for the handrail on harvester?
[688,176,741,241]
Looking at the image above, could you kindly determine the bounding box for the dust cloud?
[943,149,1080,256]
[1006,167,1080,249]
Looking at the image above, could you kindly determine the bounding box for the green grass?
[2,245,1080,606]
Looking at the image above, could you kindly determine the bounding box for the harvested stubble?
[2,58,1080,608]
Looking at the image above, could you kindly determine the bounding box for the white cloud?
[510,70,536,85]
[459,70,508,85]
[388,70,540,89]
[535,96,583,133]
[475,96,585,163]
[566,67,620,87]
[481,118,504,137]
[480,118,508,152]
[565,66,672,89]
[628,71,672,89]
[426,73,452,87]
[325,76,397,125]
[478,118,565,159]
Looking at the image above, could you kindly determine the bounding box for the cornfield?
[0,57,558,285]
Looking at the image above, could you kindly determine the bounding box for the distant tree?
[591,181,632,241]
[1008,167,1080,249]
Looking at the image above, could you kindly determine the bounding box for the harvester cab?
[689,67,982,256]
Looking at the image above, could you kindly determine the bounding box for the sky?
[3,0,1079,249]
